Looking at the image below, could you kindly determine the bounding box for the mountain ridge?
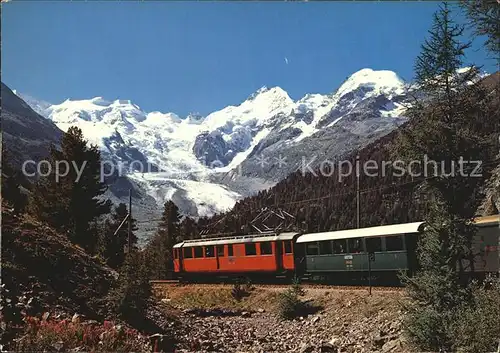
[10,67,414,241]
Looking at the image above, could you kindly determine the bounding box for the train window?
[245,243,257,256]
[217,245,225,257]
[284,241,293,254]
[205,246,215,257]
[386,235,404,251]
[194,247,203,258]
[332,240,346,254]
[306,243,319,255]
[184,247,193,259]
[366,237,382,252]
[228,244,234,256]
[319,241,333,255]
[260,242,273,255]
[348,238,363,253]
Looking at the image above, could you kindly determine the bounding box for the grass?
[154,285,282,312]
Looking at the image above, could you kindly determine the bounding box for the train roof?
[173,232,299,248]
[475,215,499,226]
[297,215,499,244]
[296,222,425,244]
[172,216,498,248]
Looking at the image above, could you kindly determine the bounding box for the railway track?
[150,280,404,292]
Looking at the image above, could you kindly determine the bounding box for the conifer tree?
[179,216,198,240]
[101,203,138,269]
[392,3,494,351]
[30,126,111,253]
[1,150,28,214]
[460,0,500,56]
[144,201,181,279]
[110,249,151,321]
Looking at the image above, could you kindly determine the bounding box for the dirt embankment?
[154,284,409,353]
[0,208,174,351]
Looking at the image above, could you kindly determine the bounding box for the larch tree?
[460,0,500,56]
[101,203,139,269]
[392,3,496,351]
[30,126,111,253]
[144,200,182,279]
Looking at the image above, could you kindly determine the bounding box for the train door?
[178,246,184,273]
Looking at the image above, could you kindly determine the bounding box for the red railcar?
[173,232,300,280]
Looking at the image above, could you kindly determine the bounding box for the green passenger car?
[296,222,425,283]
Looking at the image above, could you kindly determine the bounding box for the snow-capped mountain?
[14,68,411,239]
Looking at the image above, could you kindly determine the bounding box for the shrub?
[277,279,318,320]
[451,278,500,353]
[291,276,305,297]
[231,282,249,302]
[242,278,254,293]
[14,317,150,352]
[109,250,152,321]
[403,276,500,353]
[277,287,303,320]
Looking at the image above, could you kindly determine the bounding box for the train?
[172,215,499,285]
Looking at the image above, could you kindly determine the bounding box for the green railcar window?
[217,245,225,257]
[348,238,363,253]
[184,247,193,258]
[319,241,333,255]
[306,243,319,255]
[194,247,203,258]
[332,240,347,254]
[386,235,404,251]
[366,237,382,252]
[260,242,273,255]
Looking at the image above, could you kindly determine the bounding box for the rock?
[42,312,50,321]
[329,337,339,346]
[311,316,320,324]
[161,298,171,303]
[257,308,265,313]
[51,341,64,351]
[319,343,337,352]
[382,338,402,352]
[374,334,399,348]
[241,311,251,317]
[71,313,80,323]
[299,343,315,353]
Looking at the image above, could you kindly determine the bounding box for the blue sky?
[2,1,496,117]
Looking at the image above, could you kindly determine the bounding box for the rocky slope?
[154,284,407,353]
[0,206,175,351]
[2,83,63,172]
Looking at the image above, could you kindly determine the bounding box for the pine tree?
[144,201,181,279]
[29,126,111,253]
[1,150,28,214]
[100,203,138,269]
[392,3,494,351]
[109,249,151,321]
[460,0,500,56]
[179,216,198,240]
